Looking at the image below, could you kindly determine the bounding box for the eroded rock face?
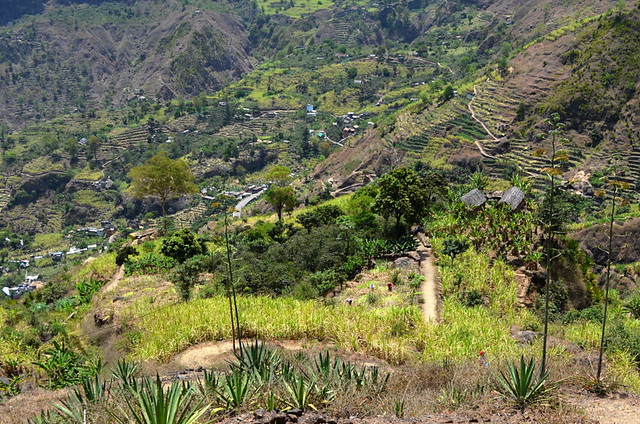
[573,218,640,266]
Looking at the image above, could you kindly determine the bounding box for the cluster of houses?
[0,222,116,299]
[201,184,269,201]
[76,221,116,238]
[1,275,40,299]
[91,177,115,190]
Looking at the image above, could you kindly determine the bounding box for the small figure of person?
[387,282,394,292]
[346,298,353,306]
[369,282,375,291]
[478,350,489,367]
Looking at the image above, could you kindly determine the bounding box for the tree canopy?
[265,186,297,221]
[265,165,292,186]
[128,151,198,229]
[374,167,430,232]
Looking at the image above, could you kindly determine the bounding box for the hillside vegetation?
[1,0,640,422]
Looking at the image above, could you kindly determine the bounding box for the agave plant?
[111,375,209,424]
[217,369,255,410]
[27,410,61,424]
[54,374,110,423]
[313,350,342,379]
[111,358,140,389]
[195,369,221,395]
[230,340,281,384]
[284,372,316,411]
[497,356,551,410]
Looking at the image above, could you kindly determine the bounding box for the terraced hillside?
[394,97,486,156]
[213,110,299,139]
[156,200,208,230]
[0,189,11,213]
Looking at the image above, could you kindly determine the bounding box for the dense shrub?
[115,245,138,266]
[160,229,207,263]
[30,278,73,305]
[125,253,177,275]
[308,269,343,295]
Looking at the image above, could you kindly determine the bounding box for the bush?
[308,269,343,295]
[160,229,206,263]
[125,253,177,275]
[284,281,319,300]
[170,255,208,301]
[460,289,483,307]
[342,254,365,279]
[297,205,344,232]
[115,245,138,266]
[625,294,640,319]
[442,237,470,265]
[199,282,223,299]
[32,278,73,305]
[605,317,640,362]
[562,305,603,324]
[33,341,97,389]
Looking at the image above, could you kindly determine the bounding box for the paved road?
[233,188,267,218]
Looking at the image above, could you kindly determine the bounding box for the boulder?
[392,256,419,271]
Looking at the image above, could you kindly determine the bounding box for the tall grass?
[418,246,541,361]
[74,252,117,282]
[128,297,421,363]
[127,245,541,364]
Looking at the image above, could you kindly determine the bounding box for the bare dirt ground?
[172,340,314,369]
[416,234,440,323]
[568,391,640,424]
[101,264,124,293]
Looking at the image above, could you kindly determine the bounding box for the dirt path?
[101,264,124,293]
[569,392,640,424]
[468,85,500,141]
[416,233,440,323]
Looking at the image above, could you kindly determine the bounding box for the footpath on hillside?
[102,264,124,293]
[415,232,441,323]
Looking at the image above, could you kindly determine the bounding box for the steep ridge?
[0,1,253,128]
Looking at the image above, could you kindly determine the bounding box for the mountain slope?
[0,1,254,128]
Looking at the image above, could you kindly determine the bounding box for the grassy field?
[124,247,535,365]
[114,236,640,392]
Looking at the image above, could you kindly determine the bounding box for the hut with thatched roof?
[460,188,487,209]
[499,186,525,211]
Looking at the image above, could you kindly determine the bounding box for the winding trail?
[467,84,538,178]
[102,264,124,293]
[415,232,441,323]
[468,85,500,141]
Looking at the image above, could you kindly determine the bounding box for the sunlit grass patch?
[128,296,421,364]
[74,252,117,283]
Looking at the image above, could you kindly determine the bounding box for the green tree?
[296,205,344,232]
[265,186,297,221]
[374,167,430,233]
[128,152,198,232]
[115,245,138,266]
[160,229,206,264]
[265,165,292,186]
[170,255,206,301]
[64,137,79,159]
[86,135,100,160]
[440,85,455,102]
